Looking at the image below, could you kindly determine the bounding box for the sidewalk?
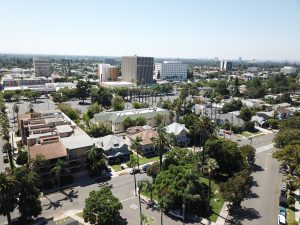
[55,210,90,225]
[293,190,300,223]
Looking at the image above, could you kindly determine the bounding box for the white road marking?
[256,143,274,153]
[130,204,138,210]
[121,196,136,203]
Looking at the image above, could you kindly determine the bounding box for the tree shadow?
[227,206,261,224]
[32,100,45,104]
[246,191,259,199]
[252,164,264,172]
[43,195,62,210]
[114,215,128,225]
[60,189,79,202]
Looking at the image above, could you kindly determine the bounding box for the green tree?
[154,113,163,126]
[90,87,112,109]
[30,91,42,103]
[239,107,253,122]
[83,186,123,225]
[273,144,300,175]
[14,166,42,222]
[76,80,90,103]
[50,160,70,191]
[16,150,28,165]
[135,117,147,126]
[112,95,125,111]
[274,129,300,148]
[220,169,251,206]
[123,117,135,130]
[87,103,103,119]
[146,161,160,181]
[0,173,19,225]
[86,124,111,138]
[151,126,171,171]
[206,138,244,175]
[3,91,14,102]
[240,145,256,165]
[141,214,154,225]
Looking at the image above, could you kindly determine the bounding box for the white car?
[278,215,286,224]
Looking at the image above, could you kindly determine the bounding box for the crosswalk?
[256,143,274,153]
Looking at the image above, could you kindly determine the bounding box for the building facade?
[33,58,51,77]
[220,60,233,71]
[122,56,154,84]
[160,61,187,82]
[98,64,119,82]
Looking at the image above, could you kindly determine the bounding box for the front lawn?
[111,164,122,172]
[126,155,159,167]
[141,177,224,223]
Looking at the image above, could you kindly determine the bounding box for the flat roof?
[61,134,94,150]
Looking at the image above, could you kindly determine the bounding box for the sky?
[0,0,300,61]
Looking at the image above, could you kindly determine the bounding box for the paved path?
[294,190,300,223]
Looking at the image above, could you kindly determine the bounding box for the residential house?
[128,128,158,156]
[93,135,130,164]
[165,122,190,146]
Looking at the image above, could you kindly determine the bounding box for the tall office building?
[160,61,187,82]
[220,60,233,71]
[122,56,154,84]
[33,58,50,77]
[98,64,118,82]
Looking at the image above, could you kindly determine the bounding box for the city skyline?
[0,0,300,61]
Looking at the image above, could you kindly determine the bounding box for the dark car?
[142,164,150,172]
[130,169,140,175]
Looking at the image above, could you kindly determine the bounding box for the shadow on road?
[252,164,264,172]
[226,206,261,225]
[43,195,62,210]
[60,189,79,202]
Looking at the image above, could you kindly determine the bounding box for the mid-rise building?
[160,61,187,82]
[98,64,118,82]
[90,107,169,133]
[220,60,233,71]
[33,58,51,77]
[122,56,154,84]
[18,109,95,179]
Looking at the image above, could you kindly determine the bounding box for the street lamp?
[182,203,186,225]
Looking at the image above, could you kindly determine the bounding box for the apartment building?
[220,60,233,71]
[18,109,94,177]
[122,56,154,84]
[33,58,51,77]
[90,107,169,133]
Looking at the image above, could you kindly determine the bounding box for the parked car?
[142,164,150,172]
[278,206,286,217]
[277,214,286,224]
[3,153,8,163]
[130,169,140,175]
[168,210,184,220]
[281,184,287,193]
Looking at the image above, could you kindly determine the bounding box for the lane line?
[120,196,136,203]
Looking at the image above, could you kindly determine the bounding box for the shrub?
[287,196,295,206]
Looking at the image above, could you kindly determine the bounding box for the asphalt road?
[226,133,281,225]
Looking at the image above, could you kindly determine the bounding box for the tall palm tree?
[137,180,145,225]
[0,173,19,225]
[151,126,171,171]
[13,104,19,124]
[203,158,218,213]
[131,136,142,170]
[141,214,154,225]
[50,159,69,191]
[0,116,14,169]
[129,155,138,196]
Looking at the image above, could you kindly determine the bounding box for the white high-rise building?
[160,61,187,82]
[280,66,297,74]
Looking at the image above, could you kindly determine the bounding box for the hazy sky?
[1,0,300,61]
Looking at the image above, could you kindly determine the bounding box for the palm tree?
[13,104,19,123]
[131,136,142,170]
[141,214,154,225]
[0,173,19,225]
[151,126,171,171]
[203,158,218,213]
[129,155,138,196]
[50,159,69,191]
[137,180,145,225]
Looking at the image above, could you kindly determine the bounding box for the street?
[226,133,281,225]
